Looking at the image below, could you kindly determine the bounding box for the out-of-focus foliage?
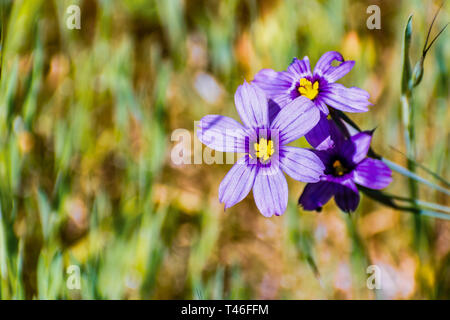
[0,0,448,299]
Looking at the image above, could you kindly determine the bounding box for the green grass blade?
[382,158,450,196]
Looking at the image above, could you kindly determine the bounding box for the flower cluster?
[198,51,392,217]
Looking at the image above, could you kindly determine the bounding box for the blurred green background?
[0,0,448,299]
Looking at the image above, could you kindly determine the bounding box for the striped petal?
[270,96,320,144]
[219,156,257,209]
[320,83,371,113]
[354,158,392,190]
[279,146,324,183]
[197,115,247,152]
[253,167,288,217]
[313,51,355,83]
[252,69,294,108]
[234,81,269,129]
[287,57,313,79]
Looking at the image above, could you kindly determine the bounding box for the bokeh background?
[0,0,448,299]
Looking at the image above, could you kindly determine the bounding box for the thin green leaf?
[420,210,450,221]
[382,158,450,196]
[382,194,450,214]
[389,146,450,187]
[359,186,450,221]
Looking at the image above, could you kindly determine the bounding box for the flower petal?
[253,167,288,217]
[342,131,372,164]
[313,51,355,83]
[219,156,257,209]
[354,158,392,190]
[270,96,320,144]
[328,119,348,149]
[252,68,294,99]
[334,180,360,213]
[326,61,355,82]
[287,57,313,79]
[268,99,281,124]
[234,80,269,129]
[197,115,247,152]
[305,113,334,150]
[298,181,336,211]
[320,83,371,113]
[313,97,330,114]
[279,146,324,182]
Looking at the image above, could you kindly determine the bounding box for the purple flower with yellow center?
[298,121,392,213]
[253,51,372,150]
[197,81,325,217]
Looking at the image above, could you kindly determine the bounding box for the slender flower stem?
[402,91,427,252]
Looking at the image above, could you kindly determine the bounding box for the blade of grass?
[389,146,450,187]
[359,187,450,221]
[382,158,450,196]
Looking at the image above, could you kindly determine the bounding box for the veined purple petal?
[253,167,288,217]
[354,158,392,190]
[298,181,336,211]
[219,155,257,209]
[287,57,313,79]
[270,96,320,144]
[323,61,355,83]
[313,51,354,83]
[344,131,372,164]
[253,69,294,99]
[321,83,371,113]
[305,113,334,150]
[279,146,324,183]
[314,51,344,74]
[272,92,296,108]
[252,70,294,108]
[313,98,330,115]
[234,81,269,129]
[334,180,360,213]
[197,115,247,152]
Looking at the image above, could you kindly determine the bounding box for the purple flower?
[197,81,325,217]
[298,121,392,213]
[253,51,372,150]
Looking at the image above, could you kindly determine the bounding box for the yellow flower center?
[252,138,274,161]
[332,160,346,176]
[298,78,319,100]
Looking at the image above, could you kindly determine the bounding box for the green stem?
[401,91,423,250]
